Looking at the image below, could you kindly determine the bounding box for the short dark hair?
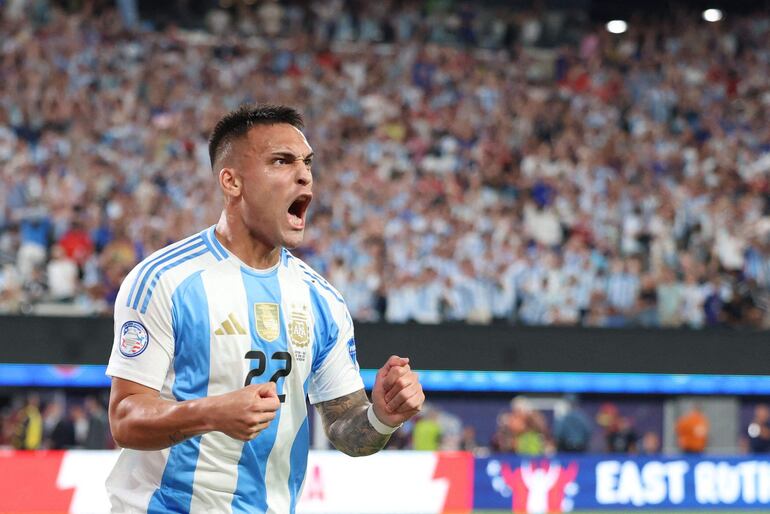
[208,104,304,169]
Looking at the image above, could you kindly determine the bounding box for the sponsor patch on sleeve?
[119,321,149,357]
[347,337,359,371]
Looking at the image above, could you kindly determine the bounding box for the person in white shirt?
[46,244,78,301]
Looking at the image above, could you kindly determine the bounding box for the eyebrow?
[271,151,314,161]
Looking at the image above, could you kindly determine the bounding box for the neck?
[214,211,281,269]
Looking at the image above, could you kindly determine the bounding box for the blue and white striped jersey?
[106,226,364,514]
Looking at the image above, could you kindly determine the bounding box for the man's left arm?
[316,355,424,456]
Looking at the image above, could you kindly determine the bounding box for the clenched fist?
[211,382,281,441]
[371,355,425,428]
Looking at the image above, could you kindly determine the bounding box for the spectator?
[72,405,88,448]
[11,393,42,450]
[412,407,443,451]
[83,396,110,449]
[41,401,63,448]
[596,403,638,453]
[676,403,710,454]
[436,409,465,451]
[606,417,639,454]
[605,258,640,316]
[16,207,51,280]
[46,245,78,301]
[553,394,592,453]
[460,425,480,452]
[640,431,661,455]
[747,404,770,453]
[497,396,550,456]
[656,268,684,327]
[58,220,94,270]
[491,411,516,453]
[22,265,47,307]
[50,404,80,450]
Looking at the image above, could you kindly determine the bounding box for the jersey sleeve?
[307,299,364,405]
[106,266,175,391]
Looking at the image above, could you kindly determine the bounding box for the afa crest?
[254,303,280,342]
[289,306,310,348]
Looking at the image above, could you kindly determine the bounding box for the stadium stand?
[1,0,769,329]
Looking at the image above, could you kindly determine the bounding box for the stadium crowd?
[1,0,769,328]
[4,389,770,456]
[0,390,113,450]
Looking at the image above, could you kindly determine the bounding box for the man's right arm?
[109,377,280,451]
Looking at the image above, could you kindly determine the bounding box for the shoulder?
[284,251,345,302]
[283,250,348,315]
[120,227,226,313]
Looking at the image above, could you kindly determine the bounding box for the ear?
[218,167,242,198]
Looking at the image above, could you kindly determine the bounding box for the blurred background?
[1,0,770,512]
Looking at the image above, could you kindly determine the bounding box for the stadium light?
[606,20,628,34]
[702,9,723,22]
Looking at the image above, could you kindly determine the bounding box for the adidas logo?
[214,313,247,335]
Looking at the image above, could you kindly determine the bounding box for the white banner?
[299,451,448,513]
[0,450,461,514]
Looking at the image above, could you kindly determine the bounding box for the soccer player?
[105,104,425,513]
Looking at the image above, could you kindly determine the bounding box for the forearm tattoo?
[317,389,390,456]
[168,430,192,445]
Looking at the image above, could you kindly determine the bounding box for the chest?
[174,268,316,398]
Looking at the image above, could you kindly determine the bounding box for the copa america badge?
[119,321,149,357]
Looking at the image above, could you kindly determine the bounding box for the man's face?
[231,123,314,250]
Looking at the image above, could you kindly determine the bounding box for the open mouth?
[287,193,312,229]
